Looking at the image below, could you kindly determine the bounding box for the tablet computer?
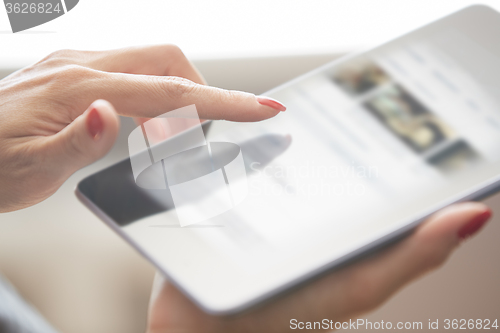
[76,5,500,314]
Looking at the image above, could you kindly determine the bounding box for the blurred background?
[1,1,499,332]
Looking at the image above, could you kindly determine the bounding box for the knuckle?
[216,88,239,104]
[39,65,101,117]
[58,64,94,79]
[38,49,79,66]
[162,77,197,100]
[207,88,241,114]
[45,65,97,93]
[21,49,89,78]
[49,49,78,59]
[163,44,186,59]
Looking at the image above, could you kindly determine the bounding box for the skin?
[0,45,280,212]
[0,45,491,333]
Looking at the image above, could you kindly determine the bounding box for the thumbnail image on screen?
[364,84,455,153]
[332,58,390,96]
[331,58,480,173]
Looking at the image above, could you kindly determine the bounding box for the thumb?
[44,99,120,177]
[347,202,492,314]
[395,202,492,280]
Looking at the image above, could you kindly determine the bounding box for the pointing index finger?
[98,73,286,122]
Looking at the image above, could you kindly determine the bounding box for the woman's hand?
[147,202,491,333]
[0,45,285,212]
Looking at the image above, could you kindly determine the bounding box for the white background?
[1,0,500,68]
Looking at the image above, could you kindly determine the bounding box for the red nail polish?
[458,209,492,240]
[86,107,104,139]
[256,96,287,112]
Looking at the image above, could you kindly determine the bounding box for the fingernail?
[86,107,104,140]
[458,209,492,240]
[256,96,287,112]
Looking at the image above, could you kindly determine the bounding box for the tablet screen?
[77,6,500,312]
